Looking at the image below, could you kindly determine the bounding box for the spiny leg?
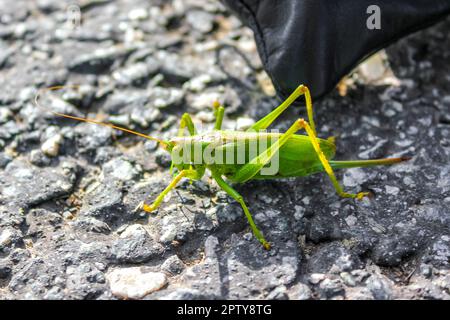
[213,101,225,130]
[140,169,199,213]
[232,116,309,183]
[297,119,369,200]
[247,84,317,135]
[234,117,369,200]
[212,172,271,250]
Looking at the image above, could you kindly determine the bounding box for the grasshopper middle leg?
[178,113,197,137]
[213,101,225,130]
[212,172,271,250]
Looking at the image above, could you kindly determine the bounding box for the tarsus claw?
[356,192,371,200]
[134,201,156,213]
[263,242,271,250]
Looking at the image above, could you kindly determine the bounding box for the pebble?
[0,228,16,248]
[107,267,167,299]
[343,168,367,188]
[149,87,184,109]
[108,114,130,127]
[102,158,141,182]
[420,264,432,278]
[111,224,163,263]
[358,51,388,82]
[186,10,215,34]
[183,74,213,92]
[29,149,52,167]
[41,134,63,157]
[112,60,159,86]
[235,117,254,130]
[344,215,357,227]
[366,274,392,300]
[190,91,221,110]
[128,8,149,21]
[161,255,186,275]
[266,285,288,300]
[309,273,326,285]
[340,272,357,287]
[296,283,312,300]
[319,278,345,298]
[385,185,400,196]
[0,107,13,124]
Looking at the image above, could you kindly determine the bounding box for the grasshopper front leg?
[212,172,271,250]
[140,169,200,213]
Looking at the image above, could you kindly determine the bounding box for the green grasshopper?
[36,84,408,250]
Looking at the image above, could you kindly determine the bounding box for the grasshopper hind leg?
[298,119,370,200]
[234,116,370,200]
[247,84,317,135]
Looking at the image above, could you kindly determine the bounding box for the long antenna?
[34,85,168,148]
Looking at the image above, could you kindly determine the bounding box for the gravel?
[0,0,448,300]
[106,267,167,299]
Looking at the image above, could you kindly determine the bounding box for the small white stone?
[302,196,311,206]
[62,211,74,219]
[103,158,139,182]
[343,168,367,188]
[120,224,147,239]
[297,283,312,300]
[0,228,14,246]
[183,74,212,92]
[236,117,254,131]
[0,107,13,124]
[309,273,326,284]
[196,110,215,123]
[159,220,177,243]
[41,134,63,157]
[107,267,167,299]
[359,51,388,82]
[128,8,149,21]
[340,272,356,287]
[190,92,221,110]
[108,114,130,126]
[294,205,305,220]
[385,185,400,196]
[345,215,358,227]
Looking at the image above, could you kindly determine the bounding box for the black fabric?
[221,0,450,100]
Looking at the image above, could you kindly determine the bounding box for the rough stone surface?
[0,0,448,300]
